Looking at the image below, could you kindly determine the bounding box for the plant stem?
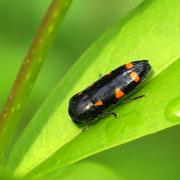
[0,0,72,161]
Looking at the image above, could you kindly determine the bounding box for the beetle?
[68,60,151,126]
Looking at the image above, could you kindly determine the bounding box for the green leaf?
[26,59,180,179]
[3,0,180,178]
[37,161,121,180]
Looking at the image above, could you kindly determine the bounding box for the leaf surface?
[4,0,180,178]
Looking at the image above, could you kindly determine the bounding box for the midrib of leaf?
[3,0,180,178]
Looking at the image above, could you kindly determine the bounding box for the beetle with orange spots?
[68,60,151,127]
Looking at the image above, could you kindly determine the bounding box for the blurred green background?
[0,0,179,179]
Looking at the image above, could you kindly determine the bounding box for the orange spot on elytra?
[107,72,112,76]
[125,63,133,69]
[130,71,140,82]
[94,100,103,106]
[115,88,124,99]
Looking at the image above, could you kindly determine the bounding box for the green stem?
[0,0,72,161]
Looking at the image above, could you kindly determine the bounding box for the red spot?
[115,88,124,99]
[125,63,133,69]
[94,100,103,106]
[130,72,140,82]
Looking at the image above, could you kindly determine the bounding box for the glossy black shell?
[68,60,151,124]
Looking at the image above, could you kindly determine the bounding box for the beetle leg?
[99,112,118,118]
[82,125,89,132]
[82,117,99,131]
[123,95,145,102]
